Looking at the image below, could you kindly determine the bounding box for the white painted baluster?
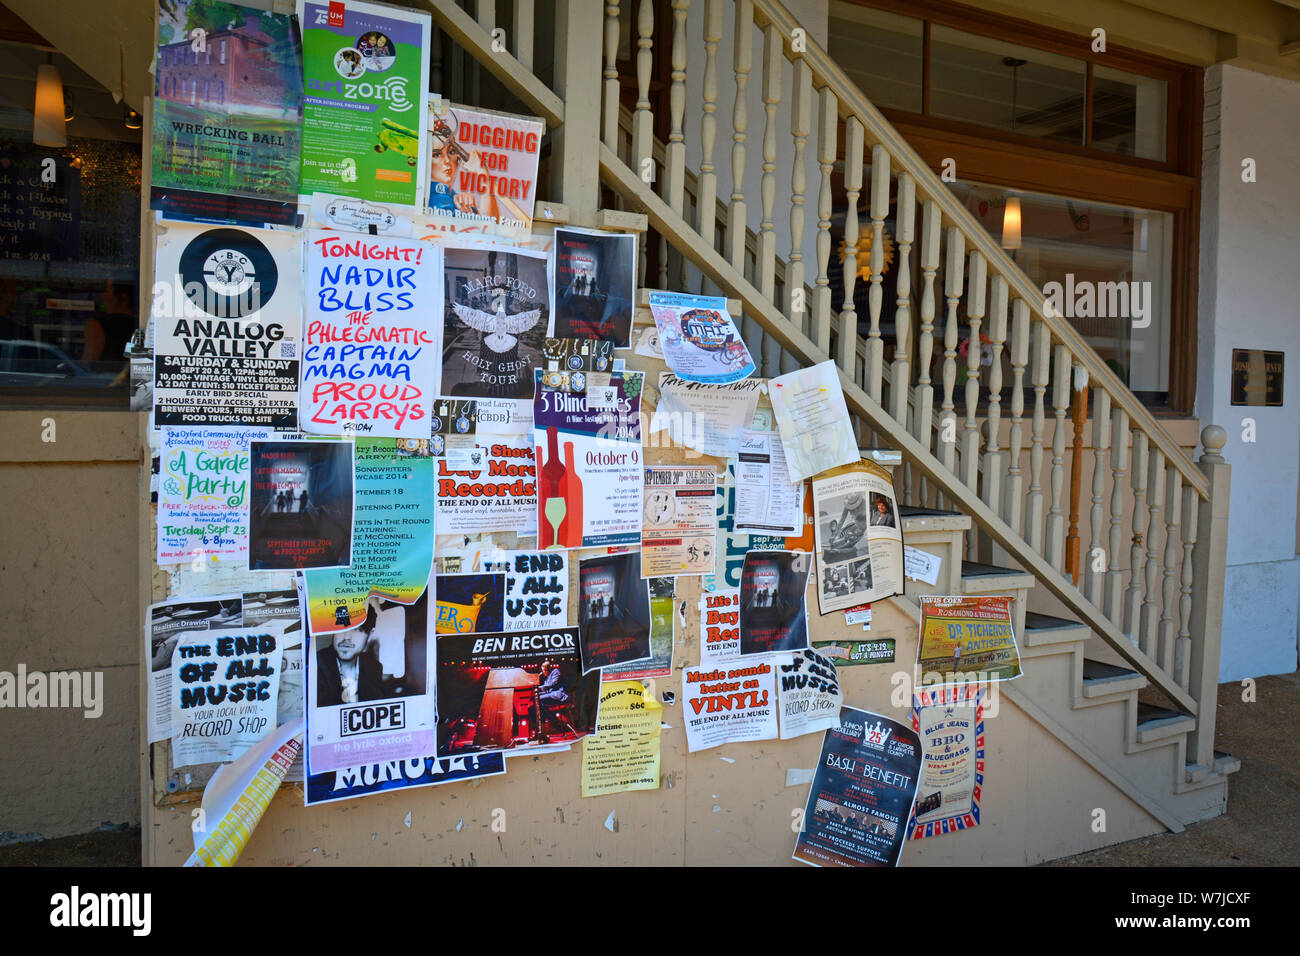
[837,118,864,377]
[727,0,752,274]
[1123,431,1149,643]
[1025,320,1050,553]
[1045,345,1070,571]
[812,89,837,354]
[915,200,940,505]
[866,145,889,403]
[1004,299,1029,534]
[787,60,812,322]
[1105,407,1130,626]
[757,24,780,301]
[602,2,620,149]
[1086,389,1111,607]
[939,227,964,481]
[890,173,914,427]
[1139,448,1166,657]
[962,251,986,494]
[1178,487,1198,689]
[982,276,1007,516]
[632,0,655,188]
[513,0,534,69]
[665,0,688,217]
[1159,469,1183,675]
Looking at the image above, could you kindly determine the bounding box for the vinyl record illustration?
[178,228,279,318]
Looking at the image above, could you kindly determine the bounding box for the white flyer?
[698,588,741,662]
[768,360,858,482]
[904,546,943,586]
[733,429,804,535]
[650,372,763,460]
[775,647,843,740]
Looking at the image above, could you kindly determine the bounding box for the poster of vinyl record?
[738,550,811,656]
[441,243,551,400]
[153,222,302,428]
[248,440,354,571]
[549,227,637,347]
[576,551,652,673]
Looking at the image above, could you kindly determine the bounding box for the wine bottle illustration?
[561,440,583,546]
[539,427,568,550]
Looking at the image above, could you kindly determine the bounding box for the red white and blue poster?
[909,684,984,839]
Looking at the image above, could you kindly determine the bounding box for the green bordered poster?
[297,0,430,207]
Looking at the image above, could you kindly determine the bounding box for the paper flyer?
[641,464,717,577]
[434,433,538,537]
[426,100,544,234]
[776,648,843,740]
[904,546,943,586]
[813,638,896,666]
[472,550,570,631]
[261,586,306,781]
[739,550,811,656]
[152,222,302,428]
[147,594,242,743]
[812,458,904,614]
[306,589,437,773]
[304,439,433,635]
[435,626,600,757]
[793,708,922,867]
[580,681,663,797]
[577,551,652,673]
[768,359,858,482]
[434,572,506,635]
[910,684,984,839]
[298,0,430,207]
[917,595,1022,683]
[682,658,778,752]
[533,369,644,549]
[734,430,804,535]
[603,576,675,681]
[647,291,755,384]
[185,717,303,867]
[157,426,268,566]
[650,373,763,460]
[698,587,741,662]
[706,473,787,591]
[305,751,506,806]
[310,191,416,236]
[550,227,637,346]
[248,439,354,571]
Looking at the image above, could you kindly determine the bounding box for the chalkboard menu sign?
[1231,349,1284,407]
[0,144,80,263]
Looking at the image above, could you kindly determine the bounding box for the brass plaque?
[1230,349,1283,407]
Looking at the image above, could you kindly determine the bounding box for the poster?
[734,430,804,535]
[769,359,859,482]
[603,576,675,681]
[310,191,415,236]
[260,586,307,781]
[435,433,538,537]
[917,595,1022,683]
[298,0,430,207]
[307,588,437,773]
[151,0,302,226]
[707,473,786,592]
[248,440,354,570]
[699,587,741,662]
[812,638,896,667]
[793,708,922,868]
[650,373,763,460]
[580,681,662,797]
[533,370,644,549]
[647,291,754,384]
[153,223,302,428]
[305,752,505,806]
[577,552,652,672]
[550,227,637,346]
[435,626,600,757]
[682,658,777,752]
[300,230,442,437]
[498,551,569,631]
[303,439,434,635]
[909,684,984,839]
[442,244,551,400]
[641,465,717,577]
[157,426,267,566]
[812,459,904,614]
[434,572,505,635]
[776,648,842,740]
[426,100,544,234]
[147,594,243,743]
[739,550,811,656]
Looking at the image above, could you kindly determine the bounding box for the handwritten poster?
[157,426,267,566]
[909,684,984,839]
[550,227,637,346]
[739,550,811,656]
[917,595,1022,684]
[647,291,754,384]
[641,465,717,577]
[682,658,777,752]
[650,373,763,460]
[769,360,859,482]
[577,552,652,673]
[248,440,354,571]
[301,230,441,437]
[581,681,662,797]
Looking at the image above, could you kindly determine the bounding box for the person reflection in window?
[83,280,136,369]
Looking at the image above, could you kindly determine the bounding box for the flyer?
[812,458,904,614]
[248,440,354,571]
[734,430,804,535]
[157,426,268,566]
[153,222,302,428]
[768,359,859,482]
[909,684,984,839]
[580,680,663,797]
[647,291,755,384]
[147,594,243,743]
[641,465,717,577]
[305,751,506,807]
[577,551,652,673]
[698,587,741,663]
[434,572,505,635]
[307,588,437,773]
[776,648,843,740]
[650,373,764,460]
[682,658,778,752]
[259,586,306,781]
[707,472,787,591]
[427,100,544,234]
[533,369,644,549]
[435,626,600,757]
[793,708,922,867]
[298,0,430,207]
[497,551,569,631]
[151,0,303,226]
[310,191,415,236]
[303,439,434,635]
[917,595,1022,683]
[434,433,538,537]
[442,244,551,400]
[812,638,896,666]
[602,576,675,681]
[550,227,637,346]
[739,550,811,656]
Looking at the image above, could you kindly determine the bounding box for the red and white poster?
[682,659,778,752]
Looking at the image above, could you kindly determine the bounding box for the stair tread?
[1082,660,1142,681]
[961,561,1028,577]
[1137,702,1189,722]
[899,505,963,518]
[1023,611,1086,632]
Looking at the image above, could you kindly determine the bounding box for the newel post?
[551,0,604,225]
[1186,424,1230,770]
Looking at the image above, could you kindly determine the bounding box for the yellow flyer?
[916,595,1022,683]
[580,681,663,797]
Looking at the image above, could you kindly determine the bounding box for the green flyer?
[298,0,430,207]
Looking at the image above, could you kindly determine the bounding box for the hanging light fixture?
[34,58,67,147]
[124,107,143,130]
[1002,196,1022,250]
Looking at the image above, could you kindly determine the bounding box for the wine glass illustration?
[544,497,567,551]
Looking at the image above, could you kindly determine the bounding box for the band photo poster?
[577,551,653,673]
[739,550,811,656]
[248,439,355,571]
[550,227,637,347]
[812,459,904,615]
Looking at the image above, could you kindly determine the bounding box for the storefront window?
[825,2,923,113]
[1093,65,1167,161]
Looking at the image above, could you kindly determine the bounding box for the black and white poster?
[739,550,810,656]
[549,227,637,347]
[248,440,354,571]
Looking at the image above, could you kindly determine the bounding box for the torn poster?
[602,576,675,681]
[768,359,858,482]
[434,573,506,635]
[917,595,1022,684]
[305,752,506,807]
[550,227,637,346]
[157,426,268,566]
[641,465,717,577]
[739,550,811,656]
[812,459,903,614]
[733,429,804,535]
[682,658,778,752]
[650,372,762,459]
[793,708,922,868]
[435,626,600,757]
[581,680,663,797]
[647,291,754,384]
[248,439,354,571]
[909,684,984,839]
[776,648,843,740]
[577,551,652,673]
[904,546,942,586]
[698,587,741,663]
[147,594,243,743]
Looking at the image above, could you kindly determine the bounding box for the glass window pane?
[1093,65,1167,161]
[827,2,923,113]
[930,26,1086,146]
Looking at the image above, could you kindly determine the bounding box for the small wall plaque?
[1230,349,1283,407]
